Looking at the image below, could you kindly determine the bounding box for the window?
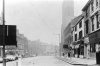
[79,21,82,28]
[72,36,73,42]
[85,20,89,34]
[91,1,94,11]
[79,31,82,39]
[90,43,96,53]
[96,14,99,29]
[86,9,88,17]
[80,46,84,55]
[75,34,77,41]
[96,0,98,7]
[91,17,94,31]
[75,26,77,31]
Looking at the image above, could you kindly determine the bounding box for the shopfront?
[77,40,84,58]
[84,37,90,58]
[89,29,100,58]
[74,44,79,57]
[72,40,84,58]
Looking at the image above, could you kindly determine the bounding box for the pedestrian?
[63,53,65,56]
[68,53,70,57]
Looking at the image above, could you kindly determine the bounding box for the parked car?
[6,55,16,61]
[0,57,8,63]
[0,58,3,63]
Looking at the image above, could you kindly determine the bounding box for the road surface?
[0,56,87,66]
[21,56,73,66]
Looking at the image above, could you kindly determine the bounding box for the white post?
[18,57,21,66]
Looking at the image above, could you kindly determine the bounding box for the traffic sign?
[0,25,17,46]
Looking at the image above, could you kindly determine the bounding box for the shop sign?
[75,44,79,48]
[84,37,89,44]
[96,44,100,52]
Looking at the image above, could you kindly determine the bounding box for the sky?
[0,0,88,45]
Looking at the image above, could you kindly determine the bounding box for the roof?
[82,0,91,11]
[70,14,84,28]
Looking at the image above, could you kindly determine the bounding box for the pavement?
[0,58,22,66]
[56,56,98,66]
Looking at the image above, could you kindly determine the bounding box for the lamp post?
[2,0,6,66]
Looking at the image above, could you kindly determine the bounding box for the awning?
[72,42,77,45]
[63,44,68,49]
[72,40,84,45]
[89,37,100,44]
[95,38,100,43]
[77,40,84,44]
[89,29,100,44]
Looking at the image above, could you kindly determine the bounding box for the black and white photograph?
[0,0,99,66]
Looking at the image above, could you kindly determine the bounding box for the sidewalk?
[57,56,96,66]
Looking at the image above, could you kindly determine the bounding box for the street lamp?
[2,0,6,66]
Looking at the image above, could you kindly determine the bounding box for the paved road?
[0,56,90,66]
[21,56,74,66]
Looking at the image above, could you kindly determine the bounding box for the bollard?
[16,61,18,66]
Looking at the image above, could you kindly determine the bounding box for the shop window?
[80,46,84,55]
[90,43,96,53]
[74,49,77,54]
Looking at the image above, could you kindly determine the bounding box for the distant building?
[61,0,74,56]
[62,21,75,57]
[17,31,29,57]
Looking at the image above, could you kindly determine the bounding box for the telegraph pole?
[2,0,6,66]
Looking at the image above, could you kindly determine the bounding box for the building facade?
[62,14,84,57]
[72,14,84,58]
[63,23,73,57]
[61,0,74,56]
[17,31,29,57]
[61,0,100,59]
[82,0,100,58]
[82,0,91,58]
